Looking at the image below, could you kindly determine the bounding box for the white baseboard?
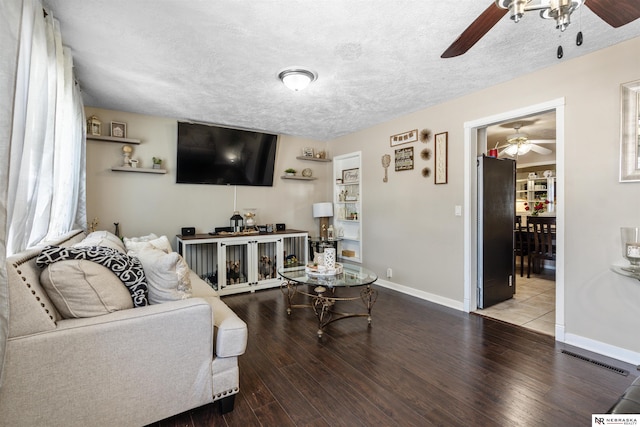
[563,332,640,367]
[375,279,464,311]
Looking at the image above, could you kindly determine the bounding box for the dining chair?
[514,216,529,277]
[527,216,556,278]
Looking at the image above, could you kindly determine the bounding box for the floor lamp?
[313,202,333,240]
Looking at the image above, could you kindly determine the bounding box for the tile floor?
[475,269,556,336]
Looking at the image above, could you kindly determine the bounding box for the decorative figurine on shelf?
[87,115,101,136]
[244,210,256,231]
[122,145,133,166]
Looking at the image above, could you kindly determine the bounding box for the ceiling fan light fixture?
[517,143,532,155]
[540,0,584,31]
[278,68,317,91]
[504,144,519,156]
[507,133,528,143]
[504,141,532,156]
[496,0,529,22]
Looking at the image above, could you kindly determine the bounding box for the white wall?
[84,107,331,245]
[328,36,640,363]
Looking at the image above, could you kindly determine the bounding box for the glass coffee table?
[278,263,378,338]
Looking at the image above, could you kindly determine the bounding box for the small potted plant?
[285,168,296,176]
[152,157,163,169]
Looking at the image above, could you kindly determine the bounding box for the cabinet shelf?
[88,135,141,144]
[334,152,362,263]
[280,175,317,181]
[296,156,331,162]
[111,166,167,174]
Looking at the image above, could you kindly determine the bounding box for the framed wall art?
[303,147,315,157]
[342,168,359,183]
[620,79,640,181]
[110,121,127,138]
[394,147,414,171]
[434,132,448,184]
[390,129,418,147]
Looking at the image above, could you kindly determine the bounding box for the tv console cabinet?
[176,230,308,296]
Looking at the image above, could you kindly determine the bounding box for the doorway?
[479,111,557,335]
[463,99,565,342]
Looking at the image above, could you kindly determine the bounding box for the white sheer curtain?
[0,0,86,388]
[0,0,23,391]
[5,1,86,254]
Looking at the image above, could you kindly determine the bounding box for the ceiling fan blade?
[441,3,508,58]
[529,144,552,155]
[527,139,556,144]
[586,0,640,28]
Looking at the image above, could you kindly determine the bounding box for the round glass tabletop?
[278,263,377,288]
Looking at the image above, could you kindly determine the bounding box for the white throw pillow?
[124,235,172,253]
[75,230,126,253]
[124,233,158,243]
[134,248,192,304]
[40,260,133,318]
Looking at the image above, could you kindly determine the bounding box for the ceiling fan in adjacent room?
[498,123,554,157]
[441,0,640,58]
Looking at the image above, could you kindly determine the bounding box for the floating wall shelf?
[111,167,166,174]
[280,175,317,181]
[296,156,331,163]
[88,135,141,144]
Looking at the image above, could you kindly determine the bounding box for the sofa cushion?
[36,246,149,307]
[124,234,173,253]
[74,230,126,253]
[134,248,192,304]
[40,260,134,318]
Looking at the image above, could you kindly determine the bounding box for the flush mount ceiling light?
[278,68,317,91]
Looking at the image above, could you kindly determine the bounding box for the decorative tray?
[305,263,343,276]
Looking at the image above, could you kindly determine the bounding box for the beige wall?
[329,36,640,363]
[84,107,331,243]
[86,36,640,363]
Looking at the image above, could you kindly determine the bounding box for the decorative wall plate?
[302,168,312,177]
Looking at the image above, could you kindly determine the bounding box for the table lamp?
[313,202,333,240]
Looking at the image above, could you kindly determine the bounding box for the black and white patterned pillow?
[36,245,148,307]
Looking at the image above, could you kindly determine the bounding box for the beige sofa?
[0,230,247,427]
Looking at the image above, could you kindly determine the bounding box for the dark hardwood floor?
[151,286,637,426]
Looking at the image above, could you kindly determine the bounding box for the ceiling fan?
[441,0,640,58]
[497,123,555,157]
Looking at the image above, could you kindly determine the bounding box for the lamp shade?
[313,202,333,218]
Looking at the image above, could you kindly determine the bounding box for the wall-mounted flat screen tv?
[176,121,278,186]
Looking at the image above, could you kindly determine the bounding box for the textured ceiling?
[43,0,640,140]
